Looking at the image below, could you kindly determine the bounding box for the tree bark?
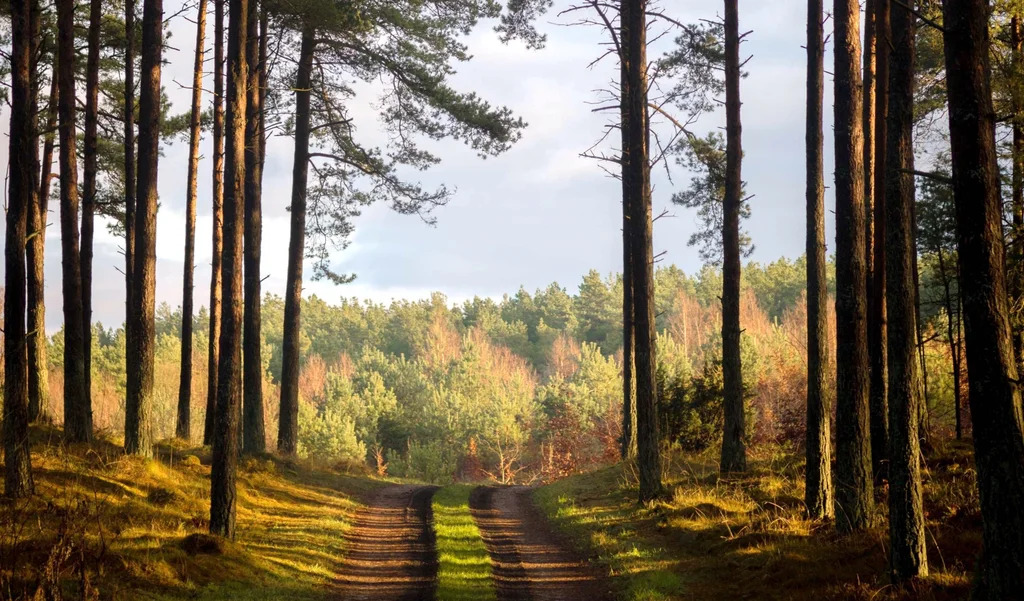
[863,0,876,345]
[622,0,662,501]
[870,0,890,482]
[28,50,57,424]
[619,21,636,461]
[242,0,266,454]
[937,248,963,440]
[832,0,873,533]
[124,0,137,402]
[126,0,163,457]
[5,0,36,498]
[1011,15,1024,370]
[57,0,91,443]
[205,0,226,447]
[211,0,248,538]
[178,0,208,442]
[804,0,832,520]
[81,0,102,420]
[942,1,1024,596]
[720,0,746,474]
[278,25,315,456]
[885,0,927,580]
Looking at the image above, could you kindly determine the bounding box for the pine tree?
[719,0,746,474]
[885,0,927,580]
[211,0,249,538]
[27,48,56,424]
[125,0,164,457]
[178,0,208,442]
[242,0,266,454]
[832,0,873,532]
[4,0,36,499]
[205,0,226,446]
[804,0,832,520]
[942,0,1024,596]
[81,0,102,419]
[278,24,315,455]
[869,0,890,482]
[57,0,91,443]
[621,0,662,501]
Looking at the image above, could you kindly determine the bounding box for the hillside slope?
[0,427,383,600]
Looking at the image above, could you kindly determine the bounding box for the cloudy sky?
[2,0,840,332]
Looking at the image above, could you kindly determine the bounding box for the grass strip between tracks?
[433,484,497,601]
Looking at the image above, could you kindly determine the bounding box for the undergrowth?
[534,442,977,601]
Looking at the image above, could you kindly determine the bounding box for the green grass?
[534,447,978,601]
[432,485,496,601]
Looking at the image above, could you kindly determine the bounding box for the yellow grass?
[0,426,385,600]
[534,444,977,601]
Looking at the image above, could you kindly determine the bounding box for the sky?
[0,0,840,333]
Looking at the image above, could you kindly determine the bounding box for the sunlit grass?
[432,485,496,601]
[2,425,385,600]
[534,445,978,601]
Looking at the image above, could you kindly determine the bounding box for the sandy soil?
[470,486,613,601]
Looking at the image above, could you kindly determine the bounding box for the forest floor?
[0,425,385,601]
[2,429,982,601]
[533,443,980,601]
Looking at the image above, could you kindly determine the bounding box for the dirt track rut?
[332,485,439,601]
[470,486,613,601]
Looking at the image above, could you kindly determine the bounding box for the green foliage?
[672,132,753,265]
[297,384,367,464]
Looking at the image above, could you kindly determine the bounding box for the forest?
[1,0,1023,599]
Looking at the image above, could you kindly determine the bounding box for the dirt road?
[470,486,613,601]
[332,485,439,601]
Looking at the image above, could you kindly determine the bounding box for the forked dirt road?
[333,485,439,601]
[470,486,613,601]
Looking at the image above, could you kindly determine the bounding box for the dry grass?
[0,425,385,600]
[534,442,978,601]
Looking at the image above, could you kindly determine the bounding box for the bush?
[297,399,367,465]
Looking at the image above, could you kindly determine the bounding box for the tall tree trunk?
[720,0,746,473]
[81,0,102,420]
[937,248,963,440]
[126,0,163,457]
[805,0,832,520]
[242,0,265,454]
[57,0,91,443]
[28,47,57,424]
[885,1,927,579]
[278,25,315,456]
[257,8,267,168]
[5,0,35,498]
[211,0,248,538]
[124,0,136,399]
[869,0,890,482]
[178,0,208,442]
[620,26,636,461]
[1011,15,1024,370]
[863,0,876,363]
[205,0,226,446]
[832,0,873,533]
[622,0,661,501]
[942,1,1024,596]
